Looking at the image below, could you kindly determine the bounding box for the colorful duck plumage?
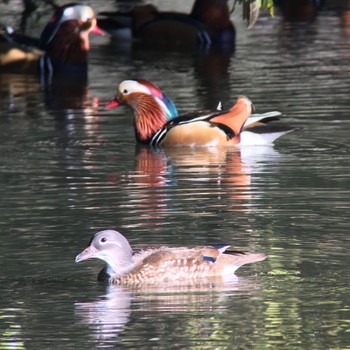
[106,79,294,147]
[75,229,266,285]
[0,3,103,78]
[98,0,235,48]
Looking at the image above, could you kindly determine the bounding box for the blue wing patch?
[203,256,216,263]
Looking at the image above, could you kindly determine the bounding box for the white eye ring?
[100,237,107,244]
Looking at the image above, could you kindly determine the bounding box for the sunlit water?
[0,1,349,349]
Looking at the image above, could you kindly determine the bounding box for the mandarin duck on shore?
[0,3,103,80]
[106,79,294,147]
[98,0,235,48]
[75,229,266,285]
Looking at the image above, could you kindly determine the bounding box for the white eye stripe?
[119,81,151,95]
[99,237,124,248]
[62,6,94,23]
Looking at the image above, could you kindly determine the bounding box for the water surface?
[0,1,349,349]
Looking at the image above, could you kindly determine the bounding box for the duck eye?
[81,19,93,31]
[100,237,107,243]
[123,89,128,94]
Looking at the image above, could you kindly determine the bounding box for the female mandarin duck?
[106,79,293,147]
[75,229,266,285]
[0,3,103,78]
[98,0,235,48]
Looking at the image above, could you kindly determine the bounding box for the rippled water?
[0,1,350,349]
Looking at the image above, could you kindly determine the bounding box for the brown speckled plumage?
[75,229,266,285]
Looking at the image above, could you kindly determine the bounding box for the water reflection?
[75,285,132,343]
[44,79,90,111]
[275,0,322,22]
[74,276,261,344]
[134,45,234,107]
[0,73,41,112]
[1,2,349,349]
[101,42,234,109]
[118,145,283,224]
[341,1,350,39]
[0,306,25,350]
[193,47,233,107]
[0,73,99,122]
[43,78,104,144]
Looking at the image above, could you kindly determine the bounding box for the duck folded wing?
[151,96,253,147]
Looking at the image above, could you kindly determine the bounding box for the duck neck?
[105,254,136,279]
[46,20,89,67]
[106,261,135,279]
[131,94,169,143]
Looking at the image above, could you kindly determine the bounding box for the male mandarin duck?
[98,0,235,48]
[106,79,294,147]
[0,3,103,78]
[75,229,266,285]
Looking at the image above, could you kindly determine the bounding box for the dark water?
[0,1,350,349]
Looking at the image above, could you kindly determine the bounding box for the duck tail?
[228,251,266,265]
[211,96,253,137]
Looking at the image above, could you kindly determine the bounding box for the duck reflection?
[193,47,233,108]
[111,43,234,110]
[0,72,100,127]
[275,0,323,22]
[74,276,260,342]
[118,145,282,223]
[75,285,132,342]
[43,76,98,113]
[0,73,41,111]
[341,1,350,39]
[130,146,252,220]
